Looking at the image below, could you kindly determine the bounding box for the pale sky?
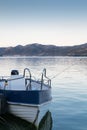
[0,0,87,47]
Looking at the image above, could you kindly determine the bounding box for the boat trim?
[7,100,52,107]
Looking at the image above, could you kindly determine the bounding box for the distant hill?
[0,43,87,56]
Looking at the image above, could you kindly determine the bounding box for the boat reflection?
[39,111,52,130]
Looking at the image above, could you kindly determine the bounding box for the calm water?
[0,56,87,130]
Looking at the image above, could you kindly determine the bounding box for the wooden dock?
[0,94,8,115]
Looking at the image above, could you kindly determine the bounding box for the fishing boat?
[0,68,52,126]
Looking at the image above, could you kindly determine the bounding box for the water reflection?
[39,111,53,130]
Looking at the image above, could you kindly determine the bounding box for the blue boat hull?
[0,89,52,105]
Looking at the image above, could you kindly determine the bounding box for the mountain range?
[0,43,87,56]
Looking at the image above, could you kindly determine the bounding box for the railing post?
[29,74,31,90]
[41,74,43,90]
[23,68,32,90]
[42,68,51,88]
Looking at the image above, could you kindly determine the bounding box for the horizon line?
[0,42,87,48]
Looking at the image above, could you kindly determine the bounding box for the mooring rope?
[0,116,8,126]
[50,64,75,80]
[33,109,40,125]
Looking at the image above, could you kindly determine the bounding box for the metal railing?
[41,68,51,89]
[23,68,32,90]
[23,68,51,90]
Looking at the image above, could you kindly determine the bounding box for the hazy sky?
[0,0,87,47]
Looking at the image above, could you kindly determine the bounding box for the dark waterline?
[0,111,52,130]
